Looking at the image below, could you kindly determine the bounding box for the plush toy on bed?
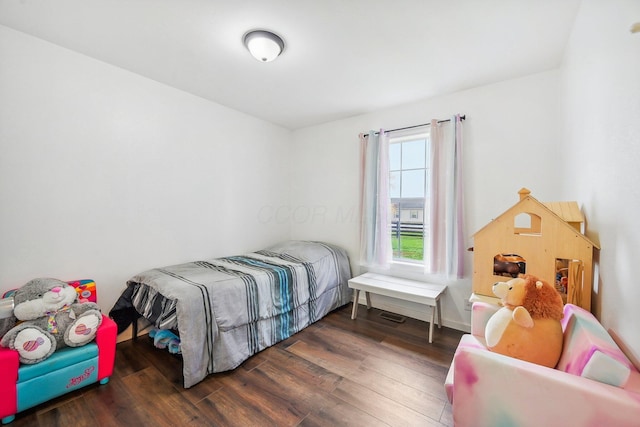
[485,274,564,368]
[0,278,102,364]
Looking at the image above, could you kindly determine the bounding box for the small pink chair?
[445,302,640,427]
[0,280,117,424]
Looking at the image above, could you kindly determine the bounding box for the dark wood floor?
[9,303,463,427]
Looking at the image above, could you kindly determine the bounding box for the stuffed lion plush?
[485,274,564,368]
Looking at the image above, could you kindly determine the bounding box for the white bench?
[348,272,447,343]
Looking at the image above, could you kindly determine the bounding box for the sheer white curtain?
[359,130,390,268]
[426,115,465,278]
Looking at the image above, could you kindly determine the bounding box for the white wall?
[560,0,640,364]
[291,70,563,331]
[0,25,292,315]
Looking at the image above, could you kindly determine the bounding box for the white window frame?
[388,129,431,269]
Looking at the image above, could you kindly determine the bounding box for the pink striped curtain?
[427,115,465,278]
[359,130,390,268]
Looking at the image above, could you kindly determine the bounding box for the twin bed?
[110,241,352,388]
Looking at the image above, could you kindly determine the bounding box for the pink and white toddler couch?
[445,302,640,427]
[0,280,117,425]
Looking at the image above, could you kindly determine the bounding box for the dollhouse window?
[514,212,541,235]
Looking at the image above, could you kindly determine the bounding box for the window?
[359,115,464,276]
[389,131,430,263]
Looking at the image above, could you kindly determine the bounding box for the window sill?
[390,260,424,273]
[362,261,447,284]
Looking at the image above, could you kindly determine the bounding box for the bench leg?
[351,289,360,320]
[365,291,372,309]
[436,297,442,329]
[429,306,435,344]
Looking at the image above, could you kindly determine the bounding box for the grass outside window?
[391,234,423,261]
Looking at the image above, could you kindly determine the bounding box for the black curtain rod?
[364,114,465,137]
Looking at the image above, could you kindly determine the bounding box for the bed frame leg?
[132,312,139,341]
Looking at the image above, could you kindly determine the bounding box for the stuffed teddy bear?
[485,274,564,368]
[0,292,16,339]
[0,278,102,364]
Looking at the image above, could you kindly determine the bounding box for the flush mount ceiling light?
[243,30,285,62]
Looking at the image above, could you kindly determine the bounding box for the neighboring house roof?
[391,198,425,210]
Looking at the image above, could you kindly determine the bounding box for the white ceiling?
[0,0,581,129]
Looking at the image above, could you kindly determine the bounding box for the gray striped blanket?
[125,241,351,388]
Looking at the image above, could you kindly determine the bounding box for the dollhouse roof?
[473,188,600,249]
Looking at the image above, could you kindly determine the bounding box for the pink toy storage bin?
[0,280,116,425]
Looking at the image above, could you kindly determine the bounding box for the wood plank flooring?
[9,303,464,427]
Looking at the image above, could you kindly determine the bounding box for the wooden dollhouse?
[471,188,599,311]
